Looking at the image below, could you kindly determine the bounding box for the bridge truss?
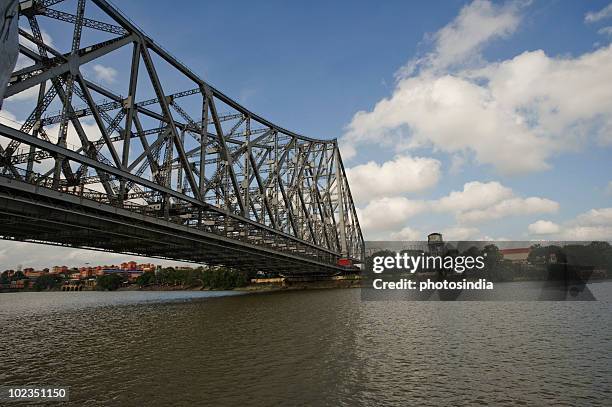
[0,0,364,273]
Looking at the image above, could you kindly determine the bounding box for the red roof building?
[499,248,531,263]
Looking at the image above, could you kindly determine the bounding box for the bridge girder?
[0,0,364,272]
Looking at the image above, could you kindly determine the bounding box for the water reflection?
[0,283,610,406]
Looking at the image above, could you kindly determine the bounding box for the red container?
[337,258,352,267]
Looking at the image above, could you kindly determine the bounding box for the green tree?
[96,273,124,291]
[135,271,155,287]
[482,244,503,281]
[200,267,248,290]
[11,270,25,281]
[462,246,482,258]
[33,274,59,291]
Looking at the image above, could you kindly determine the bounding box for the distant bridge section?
[0,0,363,274]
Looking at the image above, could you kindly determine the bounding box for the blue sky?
[115,0,612,241]
[109,0,610,142]
[1,0,612,268]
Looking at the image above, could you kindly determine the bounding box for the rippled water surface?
[1,283,611,406]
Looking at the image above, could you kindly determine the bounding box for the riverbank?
[0,275,364,294]
[4,273,610,294]
[125,274,363,293]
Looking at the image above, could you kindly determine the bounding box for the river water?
[0,283,611,406]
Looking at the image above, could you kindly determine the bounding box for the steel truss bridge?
[0,0,363,274]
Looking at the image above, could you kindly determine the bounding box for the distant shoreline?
[3,276,611,294]
[0,277,363,294]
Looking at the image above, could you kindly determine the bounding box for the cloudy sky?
[1,0,612,268]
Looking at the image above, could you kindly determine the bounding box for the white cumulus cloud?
[527,208,612,240]
[574,207,612,226]
[528,220,561,235]
[433,181,513,213]
[92,64,118,84]
[414,0,521,72]
[458,196,559,224]
[585,3,612,23]
[357,197,426,233]
[390,226,423,241]
[439,226,481,241]
[341,0,612,174]
[357,180,558,237]
[346,155,441,204]
[432,181,558,224]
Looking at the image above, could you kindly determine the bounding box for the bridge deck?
[0,175,345,274]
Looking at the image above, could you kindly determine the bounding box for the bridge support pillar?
[0,0,19,109]
[335,145,348,256]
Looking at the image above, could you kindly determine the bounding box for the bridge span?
[0,0,363,274]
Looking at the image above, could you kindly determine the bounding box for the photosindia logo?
[363,240,602,301]
[367,252,494,293]
[372,253,486,274]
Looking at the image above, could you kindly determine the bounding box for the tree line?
[134,266,250,290]
[1,266,251,291]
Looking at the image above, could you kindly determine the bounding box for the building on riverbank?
[500,248,531,263]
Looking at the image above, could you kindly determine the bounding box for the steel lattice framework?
[0,0,363,274]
